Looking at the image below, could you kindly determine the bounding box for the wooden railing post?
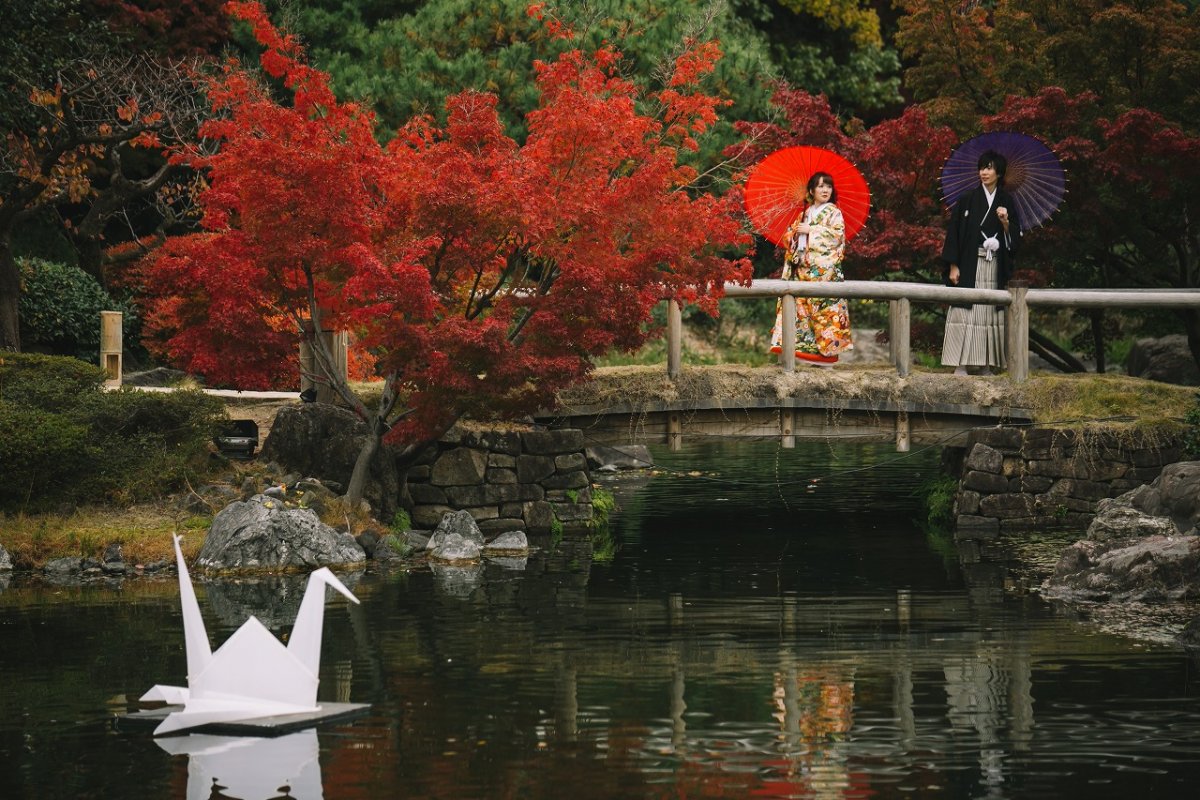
[780,294,797,373]
[667,299,682,380]
[1006,281,1029,383]
[893,298,911,378]
[888,300,898,364]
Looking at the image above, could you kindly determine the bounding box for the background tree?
[0,0,225,352]
[91,0,232,57]
[136,1,751,505]
[254,0,901,168]
[895,0,1200,133]
[894,0,1200,368]
[0,51,209,351]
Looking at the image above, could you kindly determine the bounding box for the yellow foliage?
[779,0,883,48]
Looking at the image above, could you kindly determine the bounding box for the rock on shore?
[1042,462,1200,645]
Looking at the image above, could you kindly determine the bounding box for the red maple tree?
[136,1,751,504]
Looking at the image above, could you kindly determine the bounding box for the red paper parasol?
[940,131,1065,232]
[743,146,871,245]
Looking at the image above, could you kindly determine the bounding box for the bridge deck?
[535,365,1034,451]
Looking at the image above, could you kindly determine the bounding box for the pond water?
[2,440,1200,799]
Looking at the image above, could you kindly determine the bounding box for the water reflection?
[3,442,1200,798]
[429,562,483,597]
[203,571,364,630]
[156,730,322,800]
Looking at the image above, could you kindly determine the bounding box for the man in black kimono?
[940,150,1022,375]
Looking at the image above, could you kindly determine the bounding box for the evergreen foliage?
[17,258,137,361]
[0,353,226,511]
[275,0,901,167]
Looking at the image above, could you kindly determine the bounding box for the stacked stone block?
[952,427,1183,540]
[405,427,594,534]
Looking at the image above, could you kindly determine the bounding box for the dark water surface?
[2,441,1200,799]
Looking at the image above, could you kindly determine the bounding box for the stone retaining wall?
[405,427,594,534]
[949,427,1183,540]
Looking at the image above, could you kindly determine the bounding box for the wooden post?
[895,410,910,452]
[893,298,911,378]
[888,300,899,364]
[667,299,682,380]
[667,412,682,451]
[300,326,349,403]
[99,311,122,387]
[780,408,795,449]
[1006,281,1029,383]
[780,294,796,373]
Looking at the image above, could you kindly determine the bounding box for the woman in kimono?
[941,150,1021,376]
[769,172,852,366]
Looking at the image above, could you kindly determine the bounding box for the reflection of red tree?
[752,767,876,799]
[755,668,865,798]
[773,669,855,742]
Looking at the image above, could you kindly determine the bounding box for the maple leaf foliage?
[136,1,750,450]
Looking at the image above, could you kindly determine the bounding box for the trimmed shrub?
[0,353,226,511]
[0,401,90,508]
[0,351,106,411]
[75,388,226,503]
[17,257,136,360]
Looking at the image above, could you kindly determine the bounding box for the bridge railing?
[665,280,1200,382]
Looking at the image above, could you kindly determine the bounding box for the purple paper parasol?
[940,131,1065,232]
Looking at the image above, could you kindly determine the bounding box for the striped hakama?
[942,248,1005,369]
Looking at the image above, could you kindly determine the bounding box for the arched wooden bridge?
[534,365,1034,452]
[535,280,1200,452]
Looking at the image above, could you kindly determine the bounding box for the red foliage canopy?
[136,1,750,443]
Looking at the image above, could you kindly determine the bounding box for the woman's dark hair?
[977,150,1008,186]
[806,171,837,204]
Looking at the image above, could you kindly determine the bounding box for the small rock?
[427,510,485,551]
[430,533,482,562]
[355,530,379,557]
[585,444,652,471]
[484,531,529,553]
[404,531,431,550]
[1178,616,1200,650]
[45,557,82,575]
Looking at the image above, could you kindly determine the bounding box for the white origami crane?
[141,534,359,736]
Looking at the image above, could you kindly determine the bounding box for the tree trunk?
[344,419,382,510]
[0,241,20,351]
